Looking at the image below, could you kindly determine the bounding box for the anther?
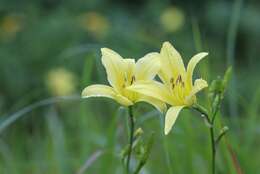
[172,83,175,89]
[170,77,174,84]
[170,77,175,89]
[130,76,136,85]
[124,74,128,82]
[176,75,181,84]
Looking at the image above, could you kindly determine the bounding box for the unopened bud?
[134,128,144,138]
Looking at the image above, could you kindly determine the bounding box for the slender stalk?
[134,162,143,174]
[126,106,134,174]
[212,94,221,123]
[210,126,216,174]
[193,104,216,174]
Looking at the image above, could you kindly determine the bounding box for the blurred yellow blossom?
[160,7,185,33]
[46,68,77,96]
[0,14,23,40]
[78,12,109,38]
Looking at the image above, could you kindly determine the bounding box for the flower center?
[169,74,187,105]
[123,75,136,88]
[170,75,185,89]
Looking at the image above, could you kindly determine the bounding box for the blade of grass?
[45,107,68,174]
[0,139,16,174]
[58,43,101,61]
[0,95,81,134]
[77,150,103,174]
[191,16,202,52]
[226,141,243,174]
[81,55,94,88]
[226,0,243,123]
[191,15,210,105]
[101,107,124,173]
[159,114,173,174]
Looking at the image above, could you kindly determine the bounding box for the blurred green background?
[0,0,259,173]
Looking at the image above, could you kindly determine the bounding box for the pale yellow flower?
[82,48,166,112]
[46,68,77,96]
[0,15,22,40]
[78,12,109,38]
[160,7,185,33]
[127,42,208,134]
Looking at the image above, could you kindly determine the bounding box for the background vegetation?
[0,0,259,173]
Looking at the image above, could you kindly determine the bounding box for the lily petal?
[82,84,133,106]
[159,41,186,84]
[185,79,208,105]
[186,52,208,89]
[190,79,208,96]
[136,95,167,113]
[165,106,185,135]
[115,94,134,106]
[135,52,160,80]
[101,48,125,91]
[127,81,173,105]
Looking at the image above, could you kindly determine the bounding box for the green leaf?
[215,126,229,146]
[209,78,223,93]
[222,66,233,91]
[134,132,155,174]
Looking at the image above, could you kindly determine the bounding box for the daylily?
[127,42,208,134]
[82,48,166,112]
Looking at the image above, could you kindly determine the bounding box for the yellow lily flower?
[82,48,167,112]
[127,42,208,134]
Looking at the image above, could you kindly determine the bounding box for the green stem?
[192,104,216,174]
[134,162,143,174]
[212,94,221,123]
[210,126,216,174]
[192,104,211,126]
[126,106,134,174]
[215,127,229,146]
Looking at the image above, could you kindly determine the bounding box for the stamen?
[130,76,136,85]
[170,77,175,89]
[170,77,174,84]
[176,75,181,84]
[172,83,175,89]
[176,75,185,88]
[124,73,128,82]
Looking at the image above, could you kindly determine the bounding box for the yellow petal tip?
[163,41,171,45]
[101,47,109,53]
[164,128,170,135]
[201,52,209,56]
[162,41,172,48]
[81,87,88,97]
